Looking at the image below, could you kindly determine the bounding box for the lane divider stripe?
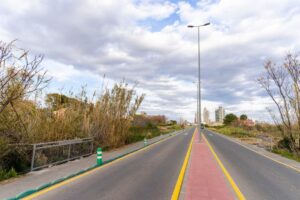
[203,134,246,200]
[171,128,195,200]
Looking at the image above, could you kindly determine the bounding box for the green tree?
[240,114,248,120]
[223,113,238,125]
[169,120,177,125]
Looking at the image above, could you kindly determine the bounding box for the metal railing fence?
[30,138,93,171]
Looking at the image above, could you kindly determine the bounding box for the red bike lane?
[184,131,234,200]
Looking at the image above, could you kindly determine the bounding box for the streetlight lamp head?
[203,22,210,26]
[187,25,194,28]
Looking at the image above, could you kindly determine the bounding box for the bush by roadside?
[209,126,256,138]
[272,148,300,162]
[0,168,17,181]
[126,124,184,145]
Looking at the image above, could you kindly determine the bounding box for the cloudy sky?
[1,0,300,122]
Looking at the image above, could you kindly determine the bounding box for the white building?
[203,107,210,124]
[215,106,225,123]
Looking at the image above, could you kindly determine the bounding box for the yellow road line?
[22,132,182,200]
[203,134,246,200]
[171,128,195,200]
[211,130,300,173]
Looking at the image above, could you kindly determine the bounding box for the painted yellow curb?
[22,132,183,200]
[203,134,246,200]
[171,128,195,200]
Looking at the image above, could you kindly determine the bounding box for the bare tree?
[258,53,300,155]
[0,40,50,114]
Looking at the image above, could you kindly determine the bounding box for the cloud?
[43,59,81,82]
[0,0,299,122]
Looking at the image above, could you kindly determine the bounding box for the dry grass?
[0,81,145,174]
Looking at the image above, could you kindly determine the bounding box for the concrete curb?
[7,129,187,200]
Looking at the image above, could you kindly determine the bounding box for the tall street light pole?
[188,22,210,138]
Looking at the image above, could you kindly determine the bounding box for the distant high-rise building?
[203,107,210,124]
[215,106,225,123]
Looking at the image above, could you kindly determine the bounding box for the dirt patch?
[239,138,260,145]
[239,135,280,150]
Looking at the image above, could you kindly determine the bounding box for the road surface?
[18,127,300,200]
[204,129,300,200]
[24,128,194,200]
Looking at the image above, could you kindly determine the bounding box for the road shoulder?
[207,129,300,172]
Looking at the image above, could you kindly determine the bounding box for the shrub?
[217,126,250,138]
[240,114,248,120]
[272,148,300,162]
[132,114,166,127]
[0,168,17,181]
[277,137,293,152]
[223,113,238,125]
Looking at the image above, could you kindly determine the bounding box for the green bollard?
[144,138,148,147]
[97,147,102,165]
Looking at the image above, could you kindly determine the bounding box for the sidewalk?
[184,132,235,200]
[0,130,184,199]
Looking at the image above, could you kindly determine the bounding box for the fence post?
[68,144,71,160]
[31,144,36,171]
[97,148,102,165]
[270,137,273,151]
[144,138,148,147]
[90,140,94,155]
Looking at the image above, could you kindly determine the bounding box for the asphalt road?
[29,128,194,200]
[204,129,300,200]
